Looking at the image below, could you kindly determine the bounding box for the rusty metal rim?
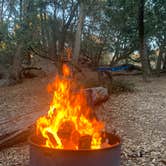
[28,133,121,152]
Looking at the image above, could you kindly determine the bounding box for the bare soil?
[0,74,166,166]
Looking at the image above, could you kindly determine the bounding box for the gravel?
[97,76,166,166]
[0,75,166,166]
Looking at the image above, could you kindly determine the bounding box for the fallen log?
[21,67,46,78]
[0,110,46,150]
[0,125,34,150]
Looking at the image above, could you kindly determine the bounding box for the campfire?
[29,64,121,166]
[36,64,107,150]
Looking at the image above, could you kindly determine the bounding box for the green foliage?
[0,0,165,70]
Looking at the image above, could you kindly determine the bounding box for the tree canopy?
[0,0,165,80]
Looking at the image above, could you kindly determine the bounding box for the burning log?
[71,130,80,145]
[57,121,76,140]
[46,131,58,147]
[36,133,47,146]
[57,121,77,149]
[78,135,92,150]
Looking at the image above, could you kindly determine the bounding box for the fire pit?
[29,64,121,166]
[29,133,121,166]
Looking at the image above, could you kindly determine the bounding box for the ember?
[36,64,105,150]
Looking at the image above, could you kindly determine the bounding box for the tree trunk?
[138,0,151,81]
[11,44,23,81]
[156,48,163,77]
[19,0,22,21]
[57,3,78,74]
[40,8,46,48]
[162,53,166,70]
[0,0,4,22]
[73,2,85,64]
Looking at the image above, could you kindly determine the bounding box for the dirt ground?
[0,74,166,166]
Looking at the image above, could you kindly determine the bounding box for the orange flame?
[36,64,104,150]
[62,64,71,77]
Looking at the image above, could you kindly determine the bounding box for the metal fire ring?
[29,133,121,166]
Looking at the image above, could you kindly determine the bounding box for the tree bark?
[0,0,4,22]
[73,2,85,64]
[19,0,22,21]
[40,8,46,48]
[58,3,78,74]
[138,0,151,81]
[11,44,23,81]
[162,53,166,70]
[156,48,163,77]
[0,109,46,150]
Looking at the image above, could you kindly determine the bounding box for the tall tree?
[138,0,151,81]
[73,1,85,64]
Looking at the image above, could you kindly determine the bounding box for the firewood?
[57,121,75,140]
[35,134,47,146]
[71,130,80,145]
[46,131,57,147]
[78,135,92,149]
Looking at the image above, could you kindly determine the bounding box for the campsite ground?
[0,72,166,166]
